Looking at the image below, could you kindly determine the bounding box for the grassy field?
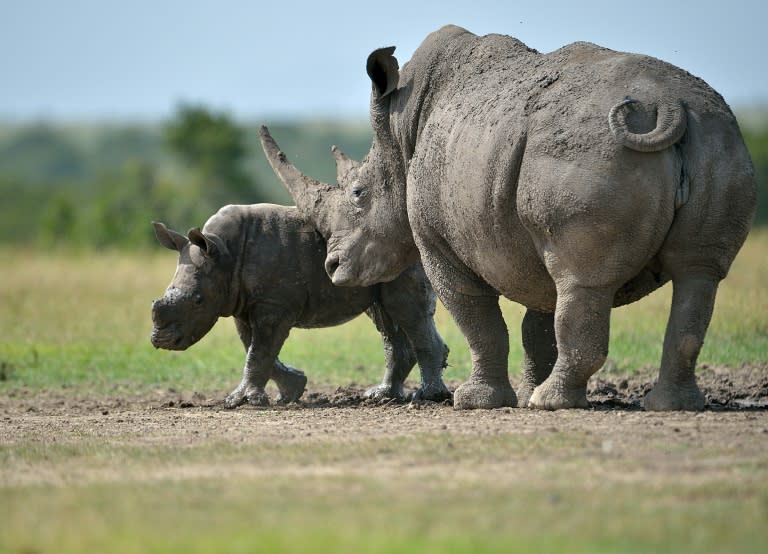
[1,230,767,553]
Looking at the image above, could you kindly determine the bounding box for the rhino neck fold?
[223,228,247,318]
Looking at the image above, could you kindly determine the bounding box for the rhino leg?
[224,317,292,408]
[528,284,613,410]
[445,291,517,409]
[416,244,515,409]
[379,264,451,402]
[516,309,558,408]
[272,359,308,404]
[364,303,415,401]
[643,276,716,411]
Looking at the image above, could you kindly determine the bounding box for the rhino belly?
[294,285,375,328]
[613,265,670,307]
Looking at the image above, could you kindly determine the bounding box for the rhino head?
[259,47,417,287]
[150,222,233,350]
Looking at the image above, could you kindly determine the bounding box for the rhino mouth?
[150,325,194,351]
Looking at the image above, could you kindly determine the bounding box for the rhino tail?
[608,97,687,153]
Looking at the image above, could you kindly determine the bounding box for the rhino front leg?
[528,284,613,410]
[417,244,515,409]
[445,290,516,409]
[516,309,558,408]
[644,276,716,411]
[224,317,292,408]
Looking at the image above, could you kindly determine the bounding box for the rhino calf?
[150,203,450,407]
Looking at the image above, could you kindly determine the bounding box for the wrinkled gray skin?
[259,25,757,411]
[150,204,450,407]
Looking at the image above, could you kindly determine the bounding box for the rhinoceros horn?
[331,145,361,184]
[258,125,331,223]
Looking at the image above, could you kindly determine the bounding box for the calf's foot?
[365,382,406,401]
[224,384,270,408]
[273,365,307,404]
[411,379,453,402]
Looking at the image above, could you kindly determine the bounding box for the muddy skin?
[259,24,756,411]
[150,204,450,408]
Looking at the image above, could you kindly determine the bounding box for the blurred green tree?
[164,103,256,211]
[0,124,86,183]
[39,192,78,246]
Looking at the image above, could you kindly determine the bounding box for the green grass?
[3,478,765,554]
[1,229,767,392]
[2,430,767,554]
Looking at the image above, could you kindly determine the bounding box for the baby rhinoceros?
[150,203,450,407]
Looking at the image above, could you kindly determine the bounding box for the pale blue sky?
[1,0,766,121]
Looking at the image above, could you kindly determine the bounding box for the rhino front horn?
[258,126,328,218]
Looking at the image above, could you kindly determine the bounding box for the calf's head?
[258,47,417,287]
[150,222,233,350]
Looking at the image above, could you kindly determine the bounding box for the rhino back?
[208,204,375,327]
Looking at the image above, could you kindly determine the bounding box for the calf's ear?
[367,46,399,97]
[153,222,188,252]
[187,228,229,260]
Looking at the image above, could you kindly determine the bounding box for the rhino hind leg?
[528,284,613,410]
[378,265,452,402]
[272,359,307,404]
[516,309,558,408]
[364,303,415,401]
[643,276,716,411]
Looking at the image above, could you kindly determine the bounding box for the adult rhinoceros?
[259,25,756,411]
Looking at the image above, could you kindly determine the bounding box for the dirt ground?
[3,364,767,487]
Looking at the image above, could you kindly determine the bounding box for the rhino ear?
[187,228,229,259]
[367,46,399,97]
[153,222,188,252]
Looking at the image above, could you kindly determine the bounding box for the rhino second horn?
[331,145,361,183]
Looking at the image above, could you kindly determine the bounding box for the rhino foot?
[274,368,308,404]
[224,385,270,408]
[453,380,517,410]
[410,381,452,403]
[515,381,536,408]
[643,381,705,411]
[365,382,406,401]
[527,379,589,410]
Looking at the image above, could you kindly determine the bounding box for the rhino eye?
[350,184,368,204]
[194,294,203,305]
